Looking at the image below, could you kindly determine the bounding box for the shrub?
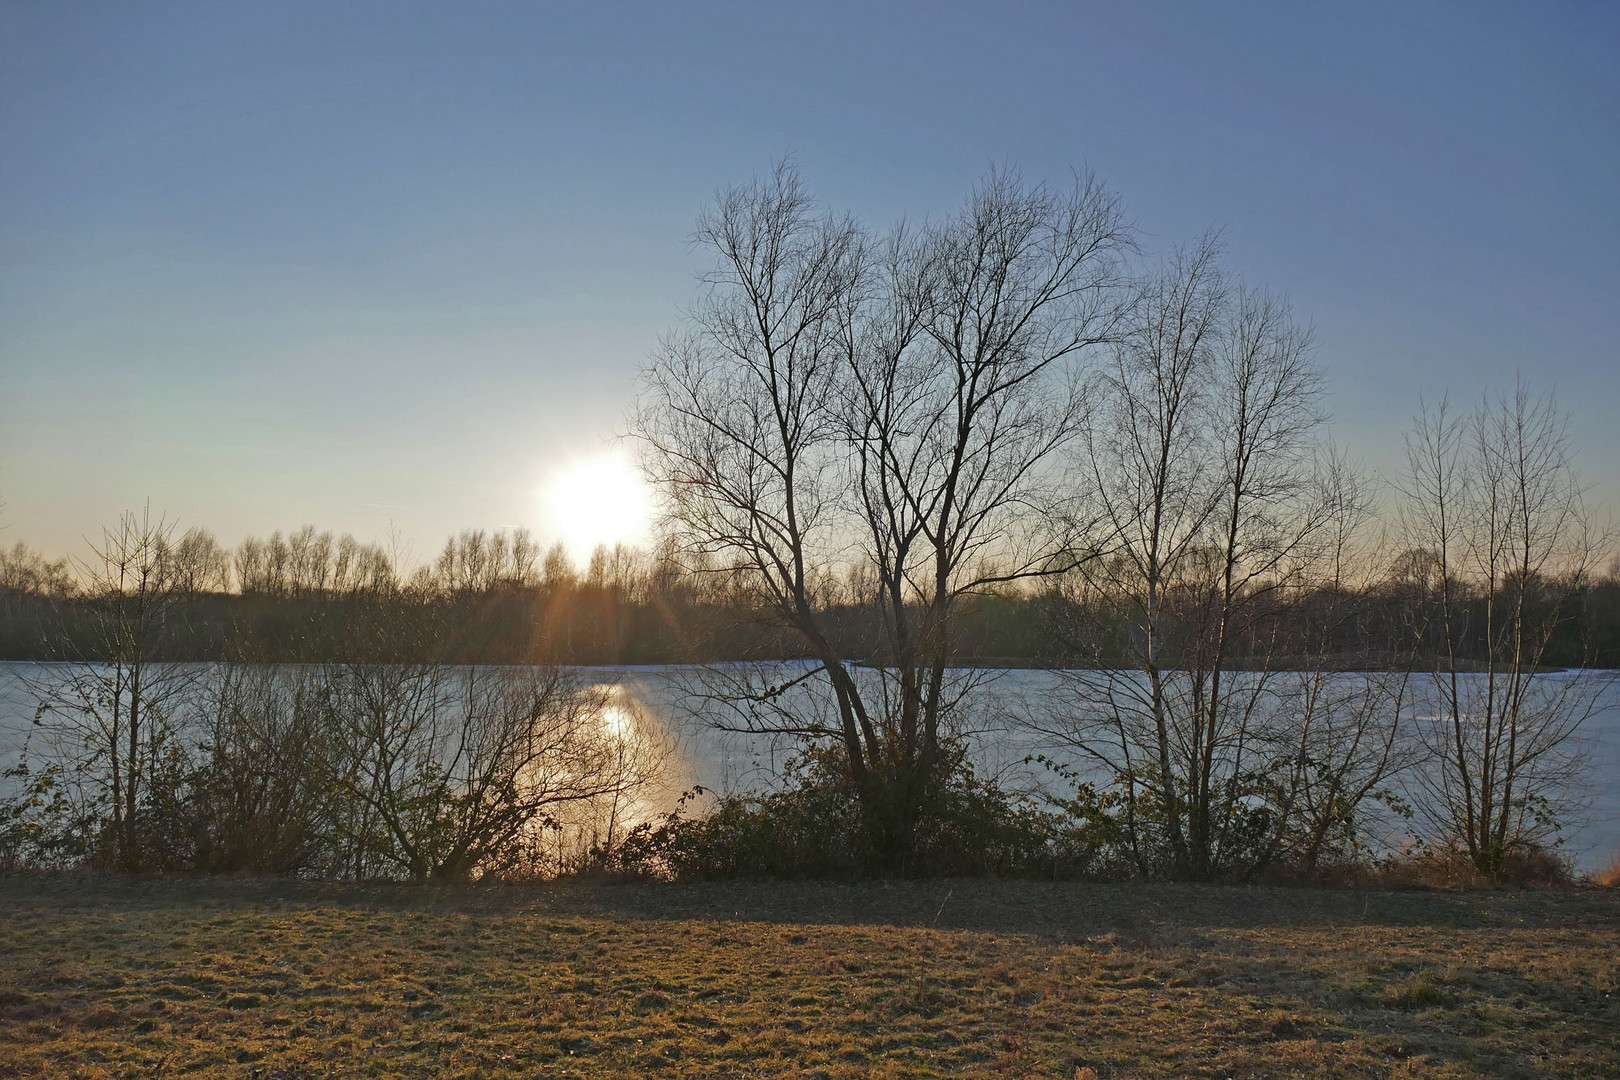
[1364,842,1575,890]
[613,747,1086,880]
[0,760,92,871]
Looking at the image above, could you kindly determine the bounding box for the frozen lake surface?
[3,661,1616,872]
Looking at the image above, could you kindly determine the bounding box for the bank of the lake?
[4,661,1619,874]
[1,875,1616,1078]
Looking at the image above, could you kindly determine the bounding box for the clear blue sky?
[2,1,1616,560]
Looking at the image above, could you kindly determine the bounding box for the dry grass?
[0,875,1616,1078]
[1593,852,1620,888]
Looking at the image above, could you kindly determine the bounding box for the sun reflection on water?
[598,701,635,739]
[589,683,641,741]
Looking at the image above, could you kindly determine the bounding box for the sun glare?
[587,684,639,741]
[543,454,652,561]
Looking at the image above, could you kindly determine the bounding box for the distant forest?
[3,524,1617,668]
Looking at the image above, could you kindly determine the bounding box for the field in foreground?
[0,877,1615,1079]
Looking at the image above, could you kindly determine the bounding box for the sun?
[542,454,653,561]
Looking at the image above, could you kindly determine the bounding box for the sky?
[2,1,1616,563]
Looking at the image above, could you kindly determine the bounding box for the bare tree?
[431,528,543,595]
[542,542,576,589]
[0,542,76,598]
[1265,462,1416,874]
[235,532,290,595]
[1033,239,1373,880]
[235,528,397,597]
[1398,385,1613,875]
[287,525,334,594]
[163,528,231,595]
[637,160,1134,864]
[29,509,194,870]
[332,534,397,595]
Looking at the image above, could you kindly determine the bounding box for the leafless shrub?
[1369,842,1575,890]
[1397,385,1614,877]
[323,663,663,880]
[185,663,341,874]
[26,509,196,870]
[1029,239,1403,881]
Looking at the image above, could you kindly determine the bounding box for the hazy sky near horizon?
[2,1,1616,563]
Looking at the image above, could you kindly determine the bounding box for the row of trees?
[1,525,625,602]
[631,161,1615,881]
[4,514,1616,669]
[0,542,75,598]
[0,523,722,664]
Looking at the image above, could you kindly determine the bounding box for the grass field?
[0,876,1615,1078]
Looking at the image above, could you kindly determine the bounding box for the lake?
[3,661,1616,871]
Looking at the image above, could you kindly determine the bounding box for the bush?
[612,747,1086,880]
[0,760,91,871]
[1362,842,1575,890]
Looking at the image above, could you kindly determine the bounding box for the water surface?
[3,661,1615,871]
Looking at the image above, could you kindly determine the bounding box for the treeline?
[0,528,740,664]
[3,528,1619,667]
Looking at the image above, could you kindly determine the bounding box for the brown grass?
[1340,846,1577,891]
[1592,852,1620,888]
[0,875,1616,1078]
